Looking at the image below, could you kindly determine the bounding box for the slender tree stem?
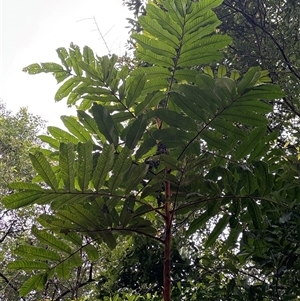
[163,177,172,301]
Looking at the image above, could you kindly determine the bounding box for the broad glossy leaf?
[29,152,58,191]
[54,77,80,101]
[149,108,198,131]
[61,116,91,142]
[15,245,60,262]
[125,164,149,195]
[238,167,258,195]
[91,103,119,147]
[8,182,45,191]
[83,244,99,261]
[99,231,116,249]
[240,84,285,100]
[237,67,261,94]
[135,91,165,116]
[56,253,81,279]
[32,225,72,254]
[247,199,263,230]
[8,260,49,271]
[19,273,48,297]
[135,137,157,160]
[126,73,147,107]
[83,45,95,66]
[77,110,106,143]
[38,134,60,149]
[205,214,230,248]
[235,127,267,160]
[56,47,71,69]
[22,63,43,74]
[124,115,147,150]
[108,147,132,193]
[77,141,93,192]
[47,126,79,144]
[186,212,210,236]
[2,191,45,209]
[92,144,115,191]
[59,143,75,191]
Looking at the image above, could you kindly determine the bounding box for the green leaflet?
[139,16,179,48]
[92,144,115,191]
[124,115,148,150]
[77,110,106,143]
[152,128,194,148]
[15,245,60,262]
[235,127,267,160]
[56,253,82,279]
[205,214,230,248]
[56,260,71,279]
[51,193,91,210]
[124,164,149,195]
[239,84,285,100]
[126,73,147,107]
[77,141,93,192]
[83,244,99,261]
[91,103,119,147]
[69,44,83,77]
[32,225,72,254]
[59,143,75,192]
[83,45,95,66]
[61,115,91,142]
[98,231,117,250]
[22,63,43,74]
[119,199,135,227]
[47,126,79,144]
[237,167,258,196]
[247,199,263,230]
[108,147,132,193]
[38,134,60,149]
[186,211,210,236]
[149,108,198,131]
[54,77,81,101]
[8,260,49,271]
[29,152,58,191]
[8,182,45,191]
[19,273,48,297]
[135,91,165,116]
[253,161,274,197]
[56,47,71,69]
[237,67,262,94]
[135,137,157,160]
[170,92,207,123]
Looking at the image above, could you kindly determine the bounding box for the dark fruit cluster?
[156,141,168,155]
[145,158,160,171]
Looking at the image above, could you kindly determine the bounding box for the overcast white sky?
[0,0,131,127]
